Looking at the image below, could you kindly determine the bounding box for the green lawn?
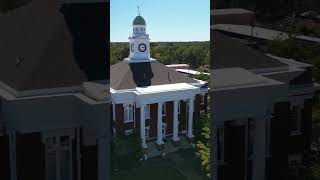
[112,149,209,180]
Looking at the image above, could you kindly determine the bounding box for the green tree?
[196,126,211,178]
[194,113,211,178]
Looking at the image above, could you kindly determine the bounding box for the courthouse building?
[110,15,208,148]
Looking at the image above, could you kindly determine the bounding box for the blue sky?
[110,0,210,42]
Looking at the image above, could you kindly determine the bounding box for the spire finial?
[137,0,141,16]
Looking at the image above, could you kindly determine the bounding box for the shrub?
[111,129,143,170]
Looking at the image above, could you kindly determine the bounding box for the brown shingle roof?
[0,0,108,91]
[211,30,288,70]
[110,61,198,90]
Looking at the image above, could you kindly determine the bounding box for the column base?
[156,139,164,145]
[156,143,165,150]
[172,136,180,142]
[186,135,194,143]
[171,138,180,147]
[142,143,148,149]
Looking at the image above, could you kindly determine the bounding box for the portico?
[138,96,196,148]
[111,82,204,148]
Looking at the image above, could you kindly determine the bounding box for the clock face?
[138,43,147,52]
[130,43,134,52]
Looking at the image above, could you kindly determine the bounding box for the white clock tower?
[127,15,152,62]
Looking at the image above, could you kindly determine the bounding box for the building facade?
[211,14,318,180]
[110,15,208,149]
[0,1,109,180]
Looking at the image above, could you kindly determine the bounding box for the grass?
[112,149,209,180]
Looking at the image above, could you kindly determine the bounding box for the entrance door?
[43,129,74,180]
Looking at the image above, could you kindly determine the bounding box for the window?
[145,104,151,119]
[290,106,301,135]
[124,104,134,123]
[44,133,73,180]
[125,129,133,136]
[145,127,150,139]
[178,101,181,114]
[140,27,144,31]
[162,103,166,116]
[162,123,167,138]
[217,127,224,163]
[288,153,303,164]
[201,95,205,105]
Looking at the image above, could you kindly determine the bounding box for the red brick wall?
[115,104,124,134]
[165,102,174,135]
[267,102,290,180]
[149,103,158,138]
[16,132,45,180]
[218,121,246,180]
[0,135,10,180]
[81,145,97,180]
[135,107,140,131]
[195,95,201,118]
[179,101,187,132]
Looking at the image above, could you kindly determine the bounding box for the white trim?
[110,83,201,106]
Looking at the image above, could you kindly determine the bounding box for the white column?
[187,97,194,138]
[140,104,147,148]
[252,117,266,180]
[172,100,180,142]
[157,102,164,145]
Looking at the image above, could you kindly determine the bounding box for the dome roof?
[133,15,146,25]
